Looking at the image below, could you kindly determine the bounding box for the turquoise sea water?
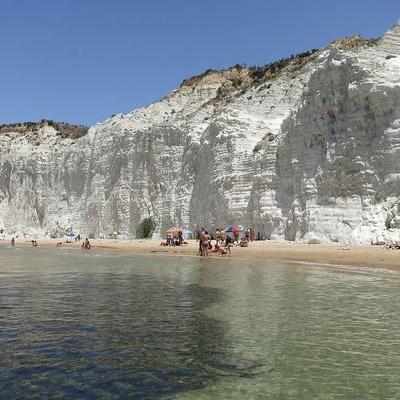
[1,245,400,399]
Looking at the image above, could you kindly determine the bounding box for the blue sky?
[0,0,398,126]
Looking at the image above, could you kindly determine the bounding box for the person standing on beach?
[202,231,210,256]
[11,237,15,246]
[198,227,205,254]
[215,228,221,246]
[220,229,226,243]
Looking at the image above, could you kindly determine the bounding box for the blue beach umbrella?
[182,229,192,240]
[225,226,239,236]
[65,232,76,238]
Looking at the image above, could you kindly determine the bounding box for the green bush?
[253,143,262,153]
[136,217,156,239]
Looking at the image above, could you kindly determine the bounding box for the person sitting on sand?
[31,240,38,247]
[219,243,232,255]
[385,241,400,250]
[219,247,228,255]
[82,238,91,249]
[240,238,248,247]
[56,242,63,247]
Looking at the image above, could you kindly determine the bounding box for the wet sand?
[2,238,399,270]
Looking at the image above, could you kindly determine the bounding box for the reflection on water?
[1,246,400,399]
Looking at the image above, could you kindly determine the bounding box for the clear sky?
[0,0,398,126]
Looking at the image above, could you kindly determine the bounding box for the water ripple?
[1,246,400,399]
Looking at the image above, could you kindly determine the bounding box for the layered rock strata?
[1,22,400,244]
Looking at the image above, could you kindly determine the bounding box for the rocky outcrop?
[1,22,400,244]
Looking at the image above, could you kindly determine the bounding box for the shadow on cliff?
[274,51,400,241]
[189,123,234,229]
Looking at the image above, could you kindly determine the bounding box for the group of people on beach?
[9,236,91,250]
[8,225,254,256]
[160,231,188,247]
[10,237,37,247]
[198,229,231,256]
[197,227,252,256]
[159,225,253,256]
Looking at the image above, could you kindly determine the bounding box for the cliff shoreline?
[1,239,399,270]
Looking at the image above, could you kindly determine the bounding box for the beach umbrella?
[65,232,76,238]
[225,226,238,236]
[166,227,183,235]
[182,229,192,239]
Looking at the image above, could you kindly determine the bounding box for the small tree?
[136,217,156,239]
[253,143,262,153]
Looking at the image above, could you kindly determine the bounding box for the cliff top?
[331,35,378,50]
[178,34,379,91]
[179,48,319,90]
[0,119,88,140]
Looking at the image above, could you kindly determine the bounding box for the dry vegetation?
[180,48,320,90]
[331,35,379,50]
[180,33,378,91]
[0,119,88,140]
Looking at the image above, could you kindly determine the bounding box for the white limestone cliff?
[1,22,400,244]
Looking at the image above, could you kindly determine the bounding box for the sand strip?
[1,238,399,270]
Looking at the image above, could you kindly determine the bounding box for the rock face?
[2,22,400,244]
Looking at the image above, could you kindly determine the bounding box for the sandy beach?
[3,238,399,270]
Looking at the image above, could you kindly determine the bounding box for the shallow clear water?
[1,245,400,399]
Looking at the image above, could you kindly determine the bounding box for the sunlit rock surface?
[1,22,400,244]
